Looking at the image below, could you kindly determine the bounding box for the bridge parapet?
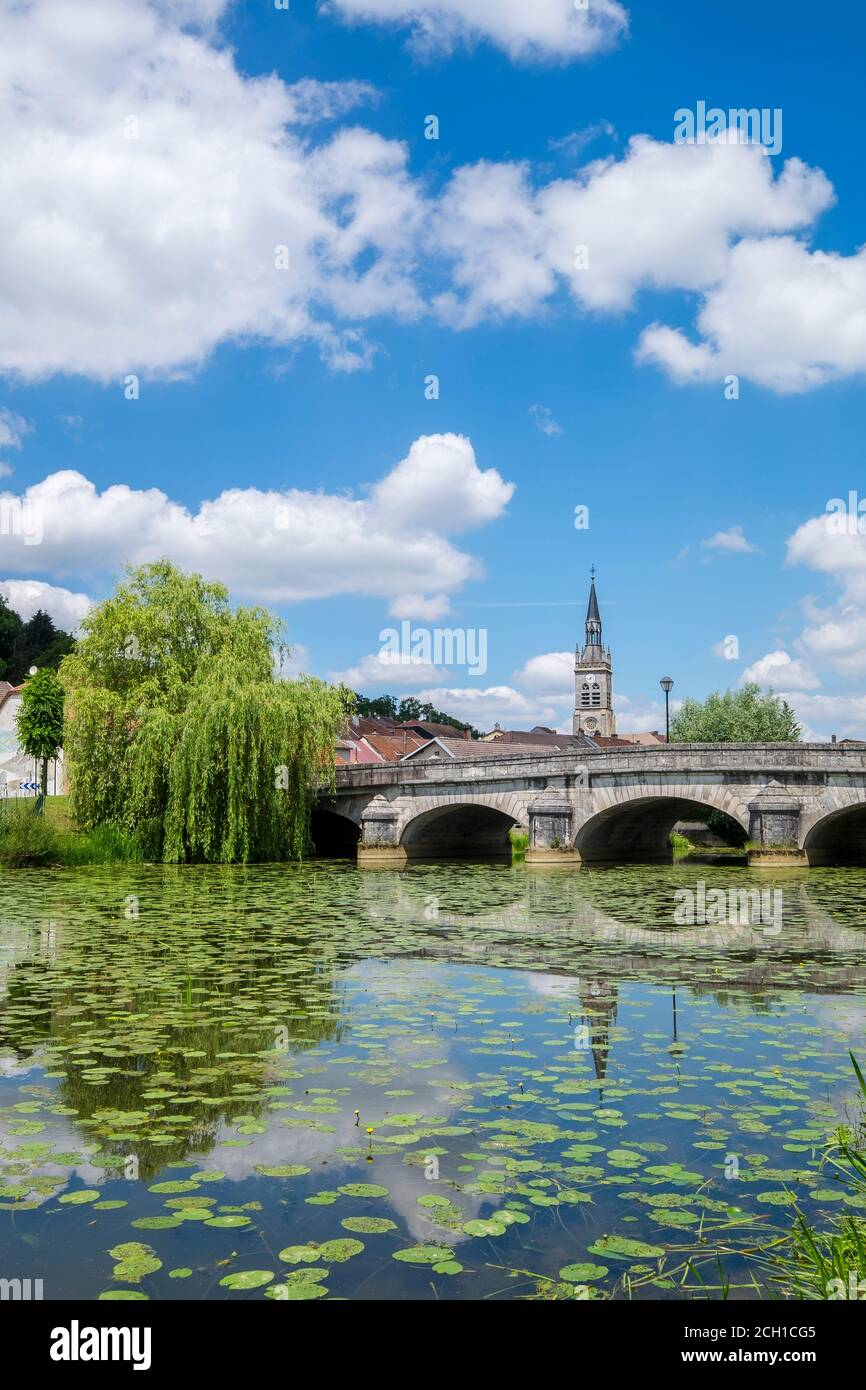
[325,744,866,866]
[335,742,866,792]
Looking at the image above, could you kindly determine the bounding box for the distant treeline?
[0,598,76,684]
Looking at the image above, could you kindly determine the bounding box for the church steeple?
[573,567,616,739]
[584,565,602,651]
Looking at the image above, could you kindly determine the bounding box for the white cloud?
[277,643,310,679]
[740,649,819,691]
[323,0,629,63]
[433,138,831,328]
[371,434,514,534]
[512,651,572,692]
[700,525,760,554]
[0,2,855,397]
[781,692,866,739]
[529,404,563,437]
[0,434,512,609]
[0,409,32,450]
[388,593,451,621]
[612,691,669,733]
[412,683,565,729]
[637,238,866,393]
[0,0,424,381]
[0,579,92,631]
[786,511,866,676]
[330,650,446,689]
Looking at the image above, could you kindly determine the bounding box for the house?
[401,735,563,763]
[0,680,66,794]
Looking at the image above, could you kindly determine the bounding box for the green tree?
[669,683,801,743]
[353,693,398,719]
[0,594,23,681]
[60,560,351,863]
[15,667,65,795]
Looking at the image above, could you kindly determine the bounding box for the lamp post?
[660,677,674,743]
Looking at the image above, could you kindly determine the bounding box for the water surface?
[1,862,865,1300]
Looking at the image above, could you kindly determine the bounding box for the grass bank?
[0,801,145,867]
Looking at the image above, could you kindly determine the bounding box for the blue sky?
[1,0,866,735]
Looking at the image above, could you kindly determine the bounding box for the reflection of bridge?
[317,743,866,867]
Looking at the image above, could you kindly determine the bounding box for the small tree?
[16,667,65,795]
[670,683,801,743]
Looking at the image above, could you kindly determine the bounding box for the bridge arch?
[802,803,866,866]
[575,789,749,864]
[399,795,523,862]
[310,806,362,858]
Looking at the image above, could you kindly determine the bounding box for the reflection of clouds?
[525,972,582,1000]
[0,957,496,1243]
[205,954,520,1241]
[808,994,866,1042]
[0,1052,42,1078]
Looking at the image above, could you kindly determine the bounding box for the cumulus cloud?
[786,508,866,677]
[780,692,866,738]
[0,579,92,631]
[637,238,866,393]
[512,651,573,692]
[410,683,566,730]
[700,525,760,554]
[0,1,858,396]
[740,650,819,691]
[323,0,629,63]
[432,138,831,328]
[0,435,512,609]
[330,649,446,689]
[0,0,424,381]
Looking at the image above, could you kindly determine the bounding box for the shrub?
[0,803,60,866]
[55,824,144,866]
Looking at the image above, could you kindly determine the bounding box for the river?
[1,861,865,1300]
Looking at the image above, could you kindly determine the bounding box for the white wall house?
[0,681,65,795]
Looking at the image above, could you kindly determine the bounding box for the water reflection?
[0,862,865,1300]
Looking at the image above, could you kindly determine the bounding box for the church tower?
[573,568,616,738]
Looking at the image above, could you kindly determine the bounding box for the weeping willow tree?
[60,560,351,863]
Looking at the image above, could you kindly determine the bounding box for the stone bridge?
[315,743,866,867]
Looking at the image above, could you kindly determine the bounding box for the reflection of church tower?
[573,568,616,738]
[578,978,618,1085]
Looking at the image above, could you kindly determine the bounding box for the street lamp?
[660,677,674,743]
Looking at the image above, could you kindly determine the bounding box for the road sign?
[20,781,40,792]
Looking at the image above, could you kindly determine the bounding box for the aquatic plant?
[764,1052,866,1300]
[508,828,529,863]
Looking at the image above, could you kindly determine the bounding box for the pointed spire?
[585,568,602,649]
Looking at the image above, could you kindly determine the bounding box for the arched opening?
[401,803,518,863]
[310,807,361,859]
[803,805,866,866]
[576,796,748,865]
